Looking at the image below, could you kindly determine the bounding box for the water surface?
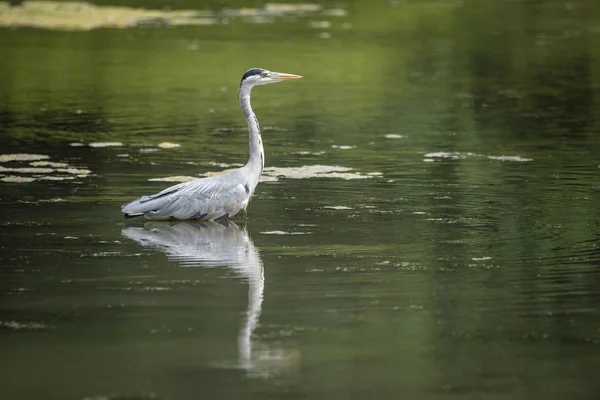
[1,1,600,399]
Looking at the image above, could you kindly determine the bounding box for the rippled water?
[1,1,600,399]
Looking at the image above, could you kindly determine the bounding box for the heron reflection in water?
[121,221,299,377]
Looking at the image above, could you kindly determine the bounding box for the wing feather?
[122,171,250,220]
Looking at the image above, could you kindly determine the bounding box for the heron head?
[240,68,303,87]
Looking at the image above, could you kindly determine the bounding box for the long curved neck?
[239,84,264,182]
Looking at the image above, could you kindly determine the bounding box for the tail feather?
[123,212,143,219]
[121,192,178,219]
[121,198,152,217]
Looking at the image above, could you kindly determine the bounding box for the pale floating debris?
[385,134,404,139]
[57,168,91,175]
[0,1,218,31]
[202,169,233,177]
[261,230,311,235]
[1,175,36,183]
[140,148,160,153]
[89,142,123,148]
[331,145,356,150]
[425,218,460,224]
[424,152,465,160]
[472,256,492,261]
[262,126,289,132]
[487,155,533,162]
[0,153,50,162]
[244,15,274,24]
[225,7,258,17]
[323,8,348,17]
[0,166,54,174]
[64,236,79,239]
[214,126,246,132]
[324,205,353,210]
[158,142,181,149]
[259,175,279,182]
[87,251,122,257]
[117,154,130,157]
[290,151,326,156]
[148,175,196,182]
[38,176,75,181]
[310,21,331,29]
[423,152,532,162]
[69,142,85,147]
[263,165,376,180]
[423,159,435,163]
[413,211,427,215]
[0,320,48,330]
[264,3,322,13]
[366,172,383,176]
[141,286,172,292]
[30,161,69,167]
[207,161,244,168]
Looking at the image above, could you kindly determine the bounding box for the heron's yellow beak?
[271,72,303,81]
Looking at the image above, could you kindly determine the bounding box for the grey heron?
[121,68,302,220]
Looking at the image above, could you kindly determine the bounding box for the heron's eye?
[260,72,269,77]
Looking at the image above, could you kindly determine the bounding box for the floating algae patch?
[56,167,91,175]
[149,175,196,183]
[0,1,340,31]
[0,166,54,174]
[0,1,218,31]
[324,205,353,210]
[264,3,322,13]
[262,165,377,180]
[290,151,327,156]
[140,148,160,153]
[0,166,91,175]
[1,176,36,183]
[0,153,91,184]
[207,161,244,168]
[0,154,50,163]
[261,231,312,235]
[30,161,69,168]
[158,142,181,149]
[0,320,48,330]
[89,142,123,148]
[423,152,533,162]
[38,176,76,181]
[331,145,356,150]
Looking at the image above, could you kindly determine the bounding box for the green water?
[1,1,600,399]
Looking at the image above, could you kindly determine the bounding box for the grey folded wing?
[121,174,250,220]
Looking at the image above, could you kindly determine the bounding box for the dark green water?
[1,1,600,399]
